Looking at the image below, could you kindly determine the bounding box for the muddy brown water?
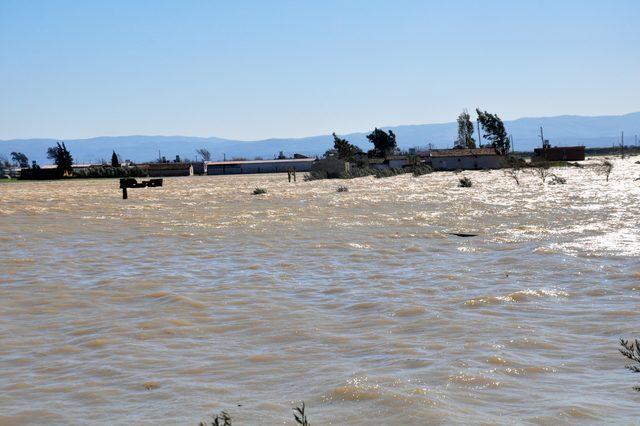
[1,158,639,424]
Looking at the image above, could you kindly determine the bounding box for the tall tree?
[196,148,211,161]
[454,110,476,149]
[111,150,120,167]
[366,128,397,157]
[332,133,362,161]
[47,142,74,174]
[476,109,510,155]
[10,152,29,168]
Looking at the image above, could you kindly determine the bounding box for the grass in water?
[198,402,310,425]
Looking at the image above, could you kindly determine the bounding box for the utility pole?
[621,131,624,159]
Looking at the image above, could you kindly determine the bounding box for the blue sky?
[1,0,638,140]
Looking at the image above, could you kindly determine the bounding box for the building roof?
[140,163,193,170]
[430,148,498,158]
[206,158,315,166]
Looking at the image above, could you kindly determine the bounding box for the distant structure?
[206,158,313,175]
[531,126,585,162]
[138,163,194,177]
[429,148,503,171]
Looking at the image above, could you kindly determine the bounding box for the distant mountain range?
[1,112,639,164]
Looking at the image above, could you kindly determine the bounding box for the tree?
[47,141,74,174]
[331,133,362,161]
[366,128,397,157]
[0,154,9,175]
[454,110,476,149]
[196,148,211,161]
[476,109,510,155]
[10,152,29,168]
[111,150,120,167]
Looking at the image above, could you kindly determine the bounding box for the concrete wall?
[207,160,313,175]
[146,165,193,177]
[430,155,504,171]
[311,157,350,178]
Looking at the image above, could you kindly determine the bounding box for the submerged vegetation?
[199,411,232,426]
[597,160,614,181]
[620,339,640,391]
[199,403,310,425]
[458,176,472,187]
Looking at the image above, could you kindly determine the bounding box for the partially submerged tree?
[476,109,510,155]
[332,133,362,161]
[535,165,550,184]
[505,168,521,185]
[10,152,29,168]
[46,141,74,174]
[366,128,397,157]
[196,148,212,161]
[597,160,613,181]
[111,150,120,167]
[504,157,523,185]
[454,110,476,149]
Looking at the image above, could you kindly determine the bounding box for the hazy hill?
[1,112,639,164]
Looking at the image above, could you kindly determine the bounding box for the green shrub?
[253,188,267,195]
[340,167,376,179]
[373,167,405,179]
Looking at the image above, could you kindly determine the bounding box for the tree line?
[326,108,510,162]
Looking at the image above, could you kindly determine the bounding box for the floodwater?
[1,157,639,425]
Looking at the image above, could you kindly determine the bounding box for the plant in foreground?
[199,402,310,425]
[620,338,640,391]
[458,176,472,187]
[293,402,310,426]
[253,188,267,195]
[336,185,349,192]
